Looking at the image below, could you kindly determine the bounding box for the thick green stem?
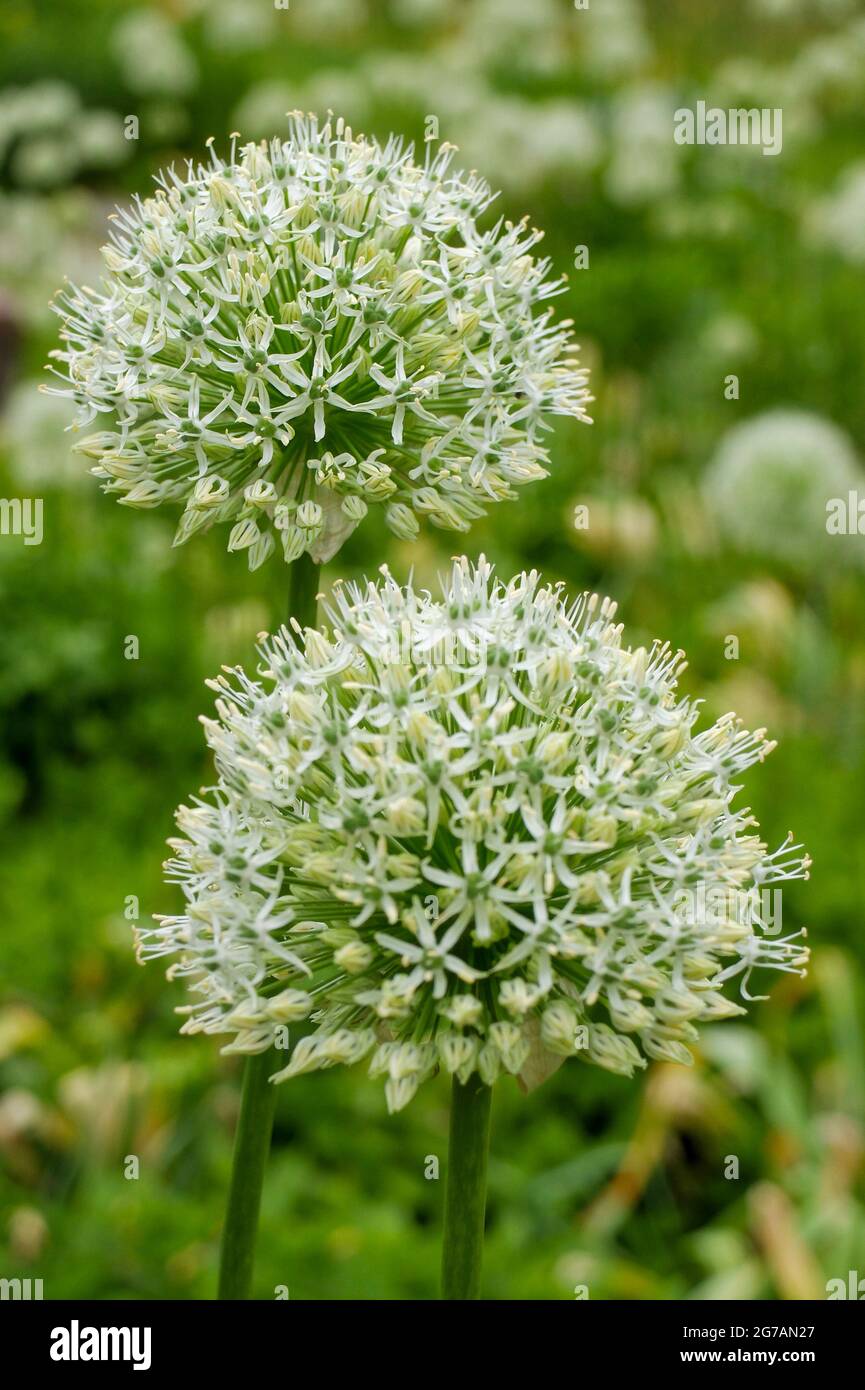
[217,1049,278,1299]
[285,546,320,628]
[441,1074,493,1300]
[217,550,321,1300]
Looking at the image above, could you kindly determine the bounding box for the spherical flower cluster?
[2,381,79,489]
[705,409,865,570]
[138,557,810,1110]
[0,82,128,190]
[806,161,865,265]
[48,113,591,569]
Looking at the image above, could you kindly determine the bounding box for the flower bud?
[266,989,313,1023]
[385,502,420,540]
[334,940,374,974]
[489,1022,530,1074]
[540,1001,579,1055]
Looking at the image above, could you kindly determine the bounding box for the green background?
[0,0,863,1299]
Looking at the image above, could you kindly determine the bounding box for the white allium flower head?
[3,381,80,489]
[606,85,681,207]
[139,557,810,1111]
[806,161,865,265]
[581,0,653,80]
[705,409,865,569]
[47,113,592,569]
[110,11,198,98]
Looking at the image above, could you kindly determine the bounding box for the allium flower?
[450,95,601,196]
[139,557,810,1111]
[0,191,102,331]
[705,409,865,570]
[110,11,198,98]
[806,161,865,265]
[605,85,681,207]
[0,82,127,190]
[582,0,653,79]
[3,380,79,489]
[48,113,591,569]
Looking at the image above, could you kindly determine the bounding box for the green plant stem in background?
[441,1074,493,1300]
[217,550,321,1300]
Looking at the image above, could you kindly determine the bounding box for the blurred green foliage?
[0,0,863,1299]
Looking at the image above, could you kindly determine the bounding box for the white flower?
[581,0,653,80]
[0,82,127,191]
[48,113,591,568]
[2,381,80,489]
[705,409,865,569]
[806,162,865,265]
[141,557,811,1110]
[453,94,602,197]
[110,12,198,98]
[605,85,681,207]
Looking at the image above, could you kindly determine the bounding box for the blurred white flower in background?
[0,191,103,330]
[699,314,759,367]
[111,10,198,97]
[352,48,602,195]
[806,163,865,264]
[703,579,798,665]
[711,58,817,147]
[302,71,372,127]
[568,493,659,565]
[452,94,601,196]
[790,32,862,103]
[0,80,78,140]
[748,0,809,15]
[0,83,127,190]
[2,381,80,489]
[75,111,129,170]
[201,0,280,52]
[705,410,865,569]
[580,0,653,81]
[750,0,855,16]
[232,82,302,142]
[10,135,78,191]
[655,195,749,243]
[234,73,371,142]
[457,0,574,78]
[291,0,367,40]
[361,52,464,112]
[391,0,455,27]
[605,85,681,207]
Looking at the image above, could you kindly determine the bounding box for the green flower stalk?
[441,1074,493,1300]
[141,556,811,1296]
[47,111,591,569]
[216,548,319,1300]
